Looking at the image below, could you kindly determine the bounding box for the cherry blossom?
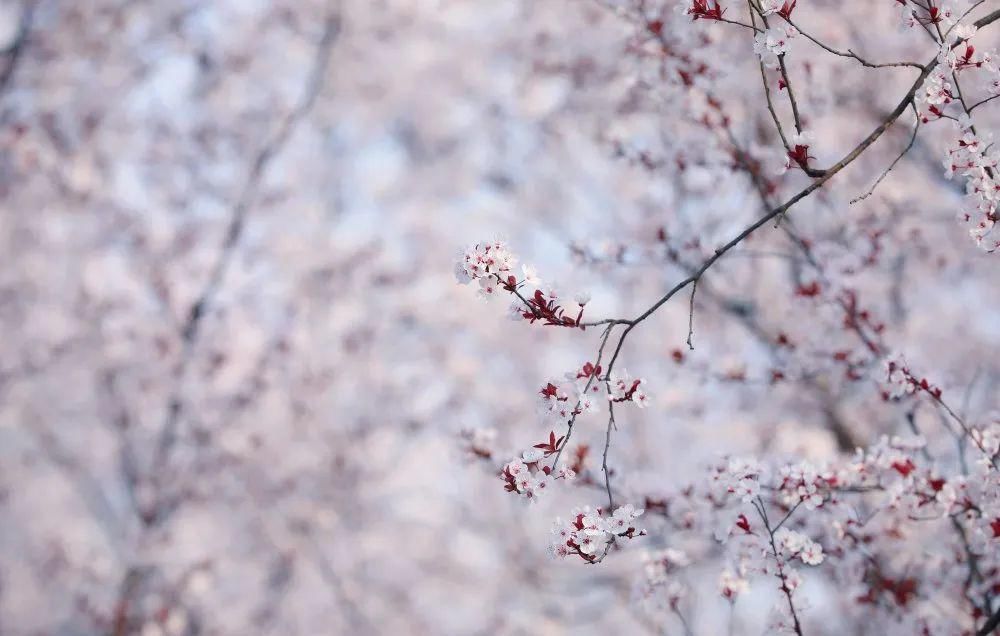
[8,0,1000,633]
[718,569,750,600]
[760,0,797,19]
[606,368,652,407]
[754,25,798,69]
[549,505,646,563]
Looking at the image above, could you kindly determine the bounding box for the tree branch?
[599,17,1000,382]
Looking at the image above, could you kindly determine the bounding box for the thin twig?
[943,0,987,41]
[850,107,921,204]
[777,54,804,134]
[756,497,805,636]
[751,0,823,179]
[0,0,36,97]
[673,605,696,636]
[603,402,617,510]
[926,389,999,470]
[783,16,923,69]
[773,497,804,533]
[686,277,698,350]
[759,59,791,150]
[968,93,1000,112]
[551,323,617,469]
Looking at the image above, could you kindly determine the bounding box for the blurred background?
[1,0,997,634]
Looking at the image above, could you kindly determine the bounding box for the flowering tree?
[2,0,999,634]
[457,1,1000,634]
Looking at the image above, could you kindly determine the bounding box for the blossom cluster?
[773,527,824,565]
[759,0,797,19]
[635,548,691,612]
[782,130,815,173]
[550,505,646,562]
[896,0,966,30]
[944,125,1000,252]
[630,429,1000,632]
[774,461,837,510]
[456,239,596,324]
[454,239,517,295]
[498,360,652,504]
[940,30,994,73]
[714,456,762,502]
[911,23,1000,252]
[753,24,798,69]
[882,355,943,400]
[915,70,954,122]
[682,0,724,22]
[537,361,604,421]
[606,368,651,408]
[531,361,653,438]
[501,452,575,501]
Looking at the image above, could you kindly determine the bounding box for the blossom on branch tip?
[683,0,725,22]
[754,25,798,69]
[721,457,762,502]
[550,505,646,563]
[455,239,517,284]
[760,0,797,19]
[607,369,651,407]
[774,528,824,565]
[781,130,816,173]
[502,458,552,501]
[521,264,542,286]
[457,240,598,324]
[915,71,953,122]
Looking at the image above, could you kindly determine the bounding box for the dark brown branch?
[0,0,36,97]
[944,0,987,40]
[749,0,823,178]
[972,9,1000,35]
[925,389,999,470]
[601,22,994,379]
[977,606,1000,636]
[777,54,804,135]
[759,58,792,153]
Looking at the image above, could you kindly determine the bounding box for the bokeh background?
[1,0,998,634]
